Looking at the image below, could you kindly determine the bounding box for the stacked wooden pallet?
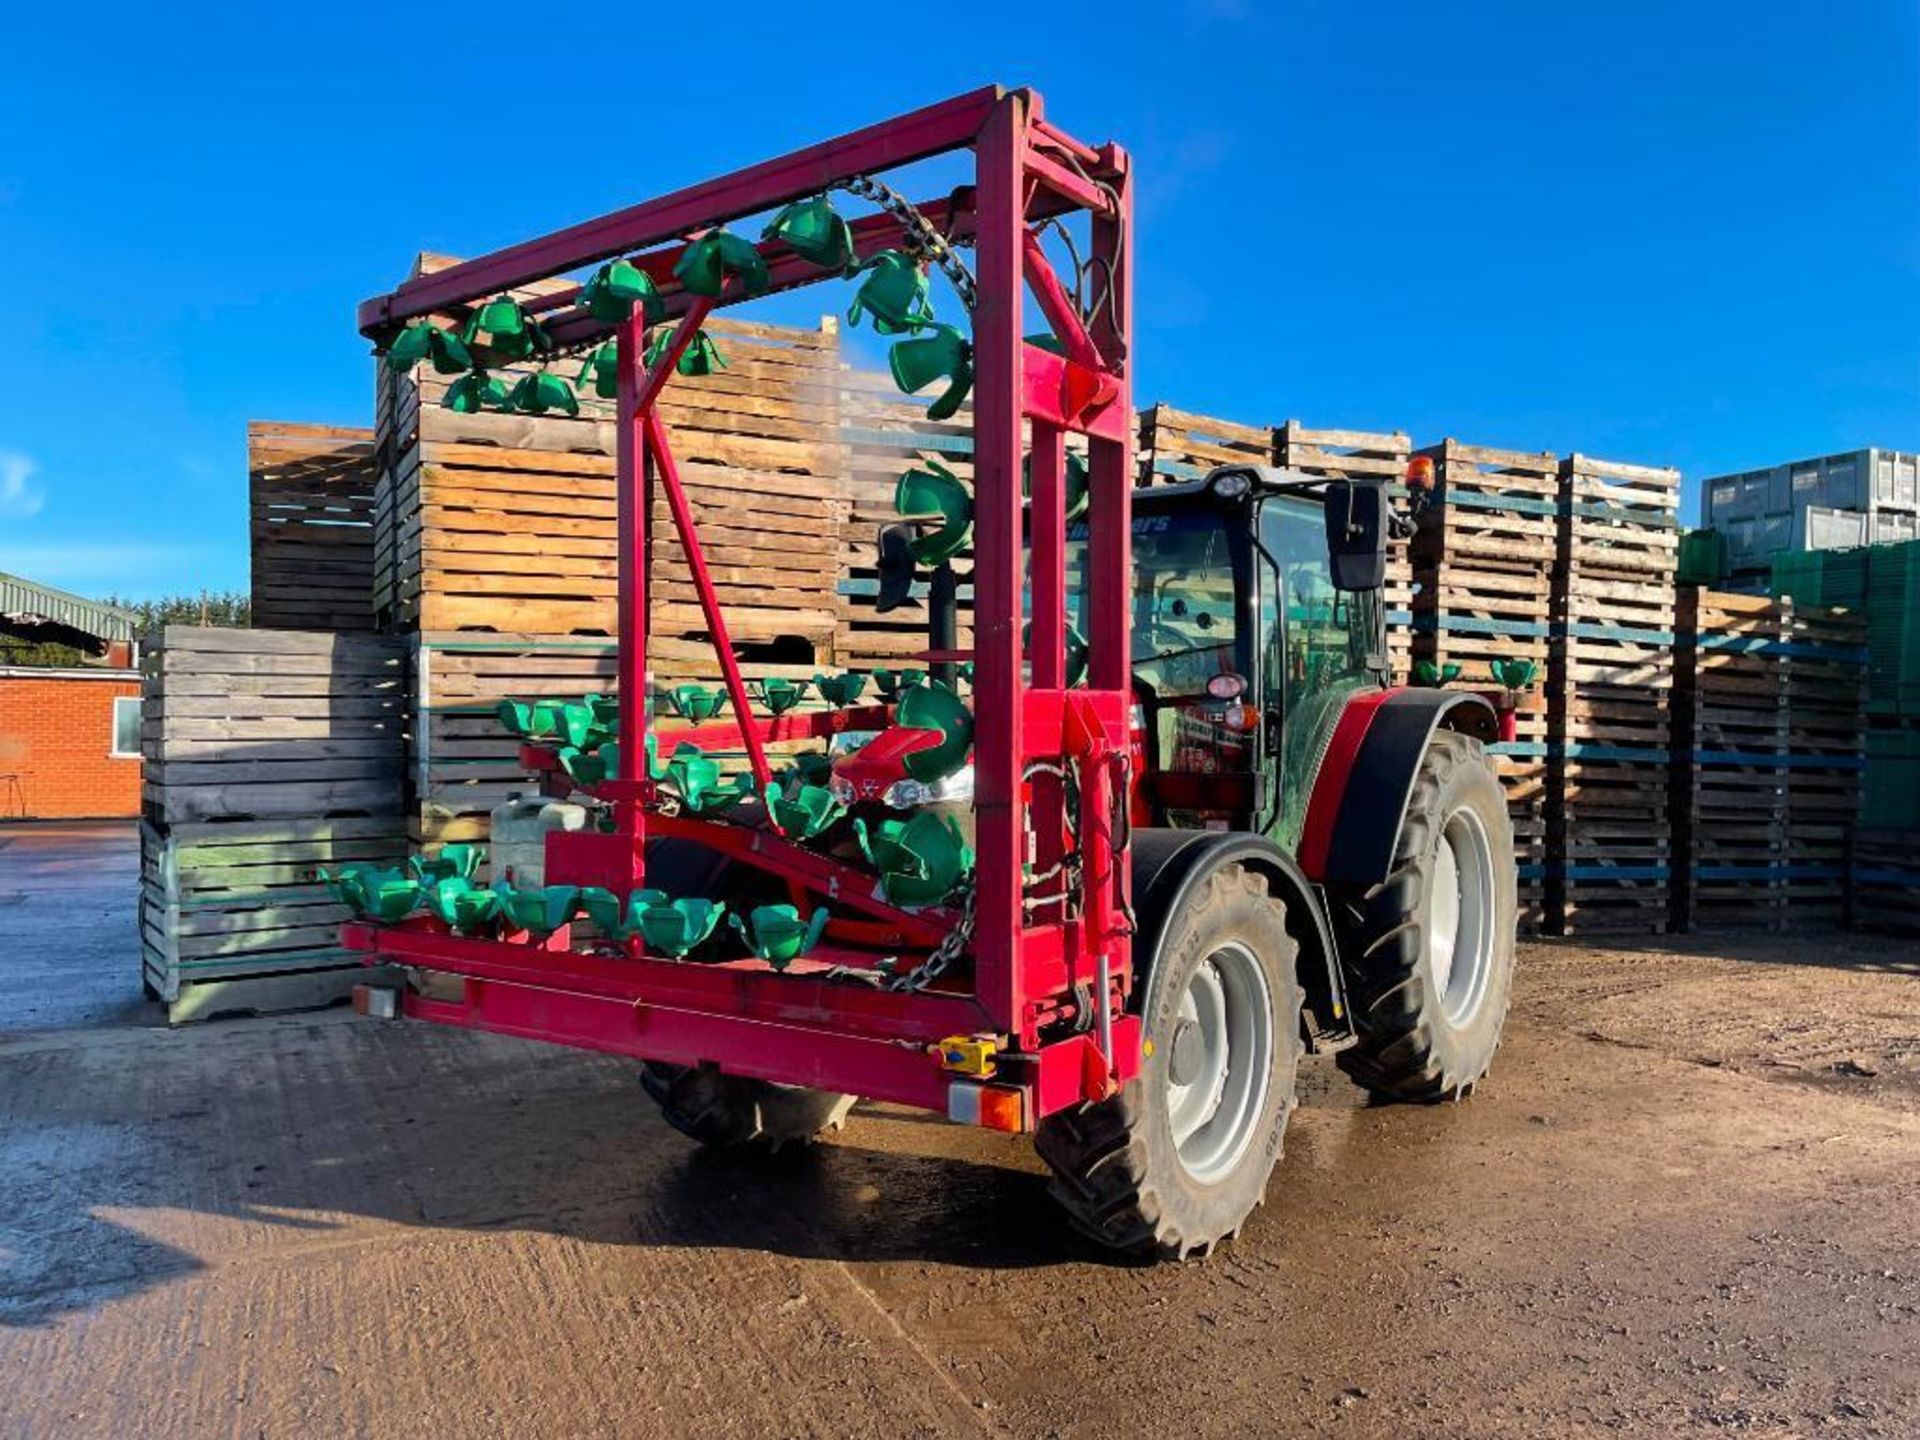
[1136,404,1272,485]
[1850,829,1920,935]
[1412,440,1560,931]
[835,372,976,671]
[138,627,405,1020]
[248,421,379,631]
[374,257,843,660]
[1672,591,1865,931]
[1778,601,1868,927]
[1548,456,1681,935]
[1277,420,1414,684]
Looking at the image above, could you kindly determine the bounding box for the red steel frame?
[349,86,1141,1124]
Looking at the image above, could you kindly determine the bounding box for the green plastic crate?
[1862,726,1920,828]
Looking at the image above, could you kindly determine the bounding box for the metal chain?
[887,882,976,993]
[838,175,978,311]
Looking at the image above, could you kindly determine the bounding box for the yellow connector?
[931,1034,1000,1078]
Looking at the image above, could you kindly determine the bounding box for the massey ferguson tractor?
[345,85,1518,1259]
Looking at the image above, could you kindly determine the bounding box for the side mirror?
[875,524,921,613]
[1323,480,1387,592]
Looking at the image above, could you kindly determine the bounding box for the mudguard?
[1297,688,1499,888]
[1128,828,1348,1038]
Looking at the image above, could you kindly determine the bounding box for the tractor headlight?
[1210,469,1253,501]
[883,779,931,809]
[829,775,858,807]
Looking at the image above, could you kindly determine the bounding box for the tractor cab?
[1069,467,1391,852]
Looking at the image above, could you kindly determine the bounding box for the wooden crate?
[1137,404,1273,486]
[375,255,844,658]
[1557,454,1681,579]
[1414,440,1560,570]
[1546,454,1679,936]
[248,421,379,632]
[1277,421,1415,683]
[1671,590,1866,932]
[140,628,405,826]
[140,816,404,1023]
[1412,441,1561,695]
[138,626,407,1022]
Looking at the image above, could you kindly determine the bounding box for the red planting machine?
[349,86,1519,1258]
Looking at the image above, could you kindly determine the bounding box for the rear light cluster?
[947,1080,1028,1132]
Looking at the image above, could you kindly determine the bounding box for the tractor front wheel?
[1332,730,1517,1101]
[1035,862,1303,1259]
[640,1062,857,1152]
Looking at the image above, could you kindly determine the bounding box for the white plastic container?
[490,795,590,888]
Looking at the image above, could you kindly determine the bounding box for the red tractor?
[349,86,1518,1259]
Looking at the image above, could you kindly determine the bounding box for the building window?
[111,696,142,758]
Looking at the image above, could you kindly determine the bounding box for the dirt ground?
[2,822,1918,1439]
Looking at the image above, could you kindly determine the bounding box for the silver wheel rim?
[1163,941,1274,1185]
[1429,805,1495,1027]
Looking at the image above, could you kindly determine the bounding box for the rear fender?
[1297,688,1498,888]
[1129,829,1348,1043]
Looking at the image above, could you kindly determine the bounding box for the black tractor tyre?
[1035,863,1304,1260]
[640,1062,857,1153]
[1331,730,1517,1102]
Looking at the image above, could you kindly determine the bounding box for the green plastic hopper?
[846,250,933,335]
[672,229,770,297]
[580,259,663,324]
[888,323,974,422]
[768,783,845,840]
[461,295,548,363]
[763,195,855,271]
[731,904,830,970]
[632,895,726,956]
[855,812,973,909]
[506,370,579,417]
[385,321,473,375]
[894,681,973,784]
[492,882,580,938]
[893,459,972,564]
[665,685,727,722]
[410,844,484,885]
[424,876,502,934]
[1489,658,1539,690]
[443,371,510,413]
[320,863,424,924]
[559,743,619,787]
[750,677,810,715]
[644,326,727,377]
[576,341,620,400]
[813,671,868,708]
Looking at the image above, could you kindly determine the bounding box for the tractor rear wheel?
[640,1062,856,1152]
[1332,730,1517,1101]
[1035,863,1303,1259]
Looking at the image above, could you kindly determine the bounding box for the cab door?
[1256,494,1383,851]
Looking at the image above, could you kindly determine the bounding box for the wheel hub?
[1162,942,1275,1185]
[1429,805,1497,1027]
[1168,1016,1205,1086]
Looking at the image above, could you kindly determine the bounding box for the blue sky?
[1,1,1915,600]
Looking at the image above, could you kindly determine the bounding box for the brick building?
[0,572,142,820]
[0,668,143,818]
